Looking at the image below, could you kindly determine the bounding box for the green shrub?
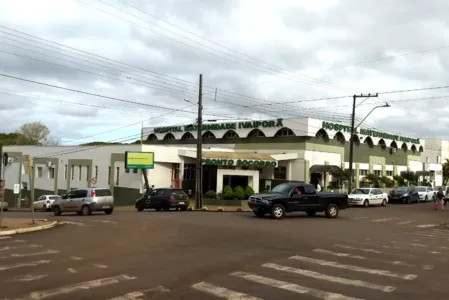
[223,185,234,200]
[234,189,245,200]
[204,190,217,199]
[244,186,255,198]
[234,185,244,193]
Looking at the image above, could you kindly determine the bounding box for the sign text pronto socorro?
[202,158,277,167]
[154,119,284,134]
[321,121,420,144]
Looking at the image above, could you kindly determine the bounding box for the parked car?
[247,182,349,219]
[52,188,114,216]
[415,186,434,202]
[348,188,388,207]
[33,195,61,212]
[135,188,189,212]
[388,186,420,204]
[0,201,8,211]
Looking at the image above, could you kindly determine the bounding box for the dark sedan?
[388,186,420,204]
[135,188,189,211]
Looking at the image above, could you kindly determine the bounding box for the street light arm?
[355,103,390,129]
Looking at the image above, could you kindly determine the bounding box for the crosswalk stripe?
[107,286,170,299]
[334,244,382,254]
[0,260,50,272]
[10,249,59,257]
[397,221,413,225]
[289,256,417,280]
[191,281,262,299]
[231,271,362,300]
[313,249,416,267]
[0,244,41,252]
[371,218,398,222]
[262,263,396,292]
[22,274,136,300]
[0,237,11,240]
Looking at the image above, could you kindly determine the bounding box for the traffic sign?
[13,184,20,194]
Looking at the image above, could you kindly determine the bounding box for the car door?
[72,189,88,211]
[33,196,44,210]
[409,187,419,202]
[149,189,164,207]
[375,189,384,204]
[62,191,77,211]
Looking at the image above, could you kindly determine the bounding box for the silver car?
[52,188,114,216]
[33,195,61,212]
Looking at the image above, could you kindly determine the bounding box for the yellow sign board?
[125,152,154,169]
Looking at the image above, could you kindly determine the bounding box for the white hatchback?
[33,195,61,212]
[416,186,434,202]
[348,188,388,207]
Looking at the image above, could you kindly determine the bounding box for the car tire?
[253,210,265,217]
[306,210,317,216]
[136,202,144,212]
[104,209,113,215]
[325,203,339,219]
[270,204,285,220]
[42,205,47,212]
[180,206,188,211]
[425,196,428,202]
[53,205,61,216]
[81,205,91,216]
[155,207,162,212]
[381,199,387,206]
[363,200,369,207]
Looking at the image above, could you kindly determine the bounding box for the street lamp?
[347,102,389,194]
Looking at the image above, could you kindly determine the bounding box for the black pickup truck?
[248,182,349,219]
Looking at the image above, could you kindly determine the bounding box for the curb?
[188,207,250,212]
[0,221,59,236]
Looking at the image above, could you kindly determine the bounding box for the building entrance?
[202,165,217,193]
[223,175,249,190]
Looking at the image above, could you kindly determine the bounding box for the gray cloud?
[0,0,448,145]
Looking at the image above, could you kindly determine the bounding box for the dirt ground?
[0,217,51,230]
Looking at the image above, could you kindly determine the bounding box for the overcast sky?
[1,0,449,146]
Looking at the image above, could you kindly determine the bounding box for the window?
[183,164,196,180]
[437,156,441,163]
[78,166,82,181]
[359,169,368,176]
[95,166,98,179]
[108,166,111,184]
[125,168,130,173]
[94,189,112,196]
[386,170,393,176]
[48,167,55,179]
[86,166,90,181]
[373,170,381,176]
[71,165,74,180]
[116,167,120,185]
[37,167,43,178]
[64,164,67,180]
[74,189,88,198]
[133,169,138,174]
[274,166,287,180]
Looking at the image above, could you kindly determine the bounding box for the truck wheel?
[253,210,265,218]
[270,204,285,220]
[306,210,317,216]
[325,203,339,219]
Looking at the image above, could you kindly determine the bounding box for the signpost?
[125,152,154,194]
[13,183,19,210]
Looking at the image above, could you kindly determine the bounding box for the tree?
[0,133,25,145]
[393,175,406,186]
[16,122,59,145]
[330,169,350,188]
[380,176,394,188]
[400,171,418,185]
[443,158,449,185]
[364,174,381,187]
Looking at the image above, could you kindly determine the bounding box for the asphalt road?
[1,202,449,299]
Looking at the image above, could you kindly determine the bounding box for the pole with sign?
[0,152,7,228]
[13,183,19,210]
[26,155,35,224]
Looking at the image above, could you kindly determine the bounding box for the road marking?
[191,282,262,299]
[0,260,50,271]
[263,263,395,292]
[371,218,398,222]
[60,221,87,226]
[289,256,417,280]
[67,268,77,273]
[313,249,365,259]
[315,249,416,267]
[108,286,170,300]
[70,256,83,260]
[0,244,41,252]
[91,220,117,223]
[397,221,413,225]
[19,274,137,299]
[94,264,108,268]
[416,224,438,228]
[352,216,368,219]
[232,271,362,300]
[423,265,434,270]
[13,274,48,282]
[0,236,11,240]
[11,249,60,257]
[334,244,382,254]
[430,251,441,254]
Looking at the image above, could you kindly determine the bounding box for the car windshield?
[352,189,369,194]
[416,187,426,192]
[271,183,293,194]
[394,187,408,193]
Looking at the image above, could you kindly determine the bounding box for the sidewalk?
[0,218,54,233]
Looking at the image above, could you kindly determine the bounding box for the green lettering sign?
[201,159,277,167]
[321,121,420,144]
[155,119,283,133]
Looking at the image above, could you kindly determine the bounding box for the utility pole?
[0,145,3,228]
[347,93,379,194]
[195,74,203,209]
